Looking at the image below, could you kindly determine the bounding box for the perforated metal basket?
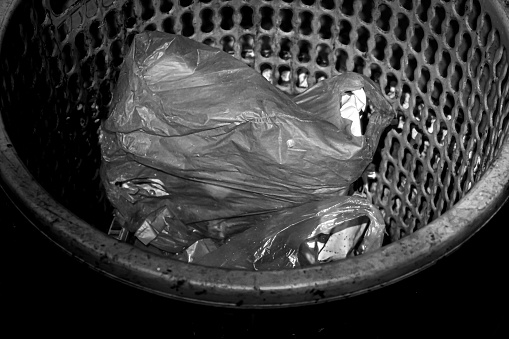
[1,0,509,308]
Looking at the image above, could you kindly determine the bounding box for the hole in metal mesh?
[278,65,291,86]
[296,67,309,89]
[417,0,431,22]
[479,63,490,92]
[430,147,440,170]
[220,35,235,55]
[406,54,417,81]
[359,0,373,23]
[319,15,333,39]
[470,48,482,78]
[202,37,215,47]
[376,4,392,31]
[335,49,348,72]
[443,92,454,120]
[180,0,193,7]
[424,37,437,64]
[260,63,273,83]
[89,20,103,48]
[320,0,334,10]
[400,0,413,11]
[439,51,451,78]
[354,56,366,74]
[144,23,157,31]
[160,0,173,13]
[110,39,123,67]
[240,34,255,60]
[446,19,459,48]
[279,8,293,33]
[397,173,407,192]
[62,43,73,73]
[81,59,93,88]
[390,44,403,70]
[299,11,313,35]
[95,50,106,79]
[480,14,492,47]
[260,6,274,30]
[240,6,254,29]
[369,63,382,83]
[220,6,234,30]
[68,73,80,102]
[468,0,482,31]
[373,35,386,61]
[458,33,472,63]
[279,38,292,60]
[454,0,467,16]
[123,1,137,28]
[181,12,195,37]
[316,44,330,67]
[163,17,175,34]
[410,25,424,52]
[385,73,398,97]
[338,20,351,45]
[395,13,409,41]
[418,67,430,93]
[105,10,120,39]
[200,8,214,33]
[400,83,411,109]
[431,80,443,106]
[431,5,445,34]
[140,0,155,21]
[356,26,370,52]
[260,35,273,57]
[315,71,327,82]
[451,64,463,91]
[301,0,315,5]
[298,40,311,63]
[340,1,354,16]
[99,79,112,107]
[75,32,87,61]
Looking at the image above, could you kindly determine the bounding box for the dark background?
[2,183,506,337]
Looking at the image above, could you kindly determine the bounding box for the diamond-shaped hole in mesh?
[395,13,409,41]
[260,6,274,31]
[298,40,311,63]
[338,20,351,45]
[160,0,173,13]
[417,0,431,22]
[220,6,234,31]
[446,19,459,48]
[376,4,392,31]
[319,14,333,39]
[411,24,424,52]
[140,0,155,21]
[240,6,254,29]
[200,8,214,33]
[316,43,330,67]
[373,35,386,61]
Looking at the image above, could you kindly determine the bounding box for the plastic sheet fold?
[100,31,395,261]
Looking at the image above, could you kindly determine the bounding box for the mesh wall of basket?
[1,0,509,307]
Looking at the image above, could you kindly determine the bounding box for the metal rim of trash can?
[1,0,509,308]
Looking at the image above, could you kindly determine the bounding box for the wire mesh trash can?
[1,0,509,307]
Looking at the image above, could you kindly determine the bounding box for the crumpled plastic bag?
[100,31,395,254]
[194,195,385,270]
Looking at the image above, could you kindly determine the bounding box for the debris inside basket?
[99,31,396,270]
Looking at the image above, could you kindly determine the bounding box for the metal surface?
[1,0,509,307]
